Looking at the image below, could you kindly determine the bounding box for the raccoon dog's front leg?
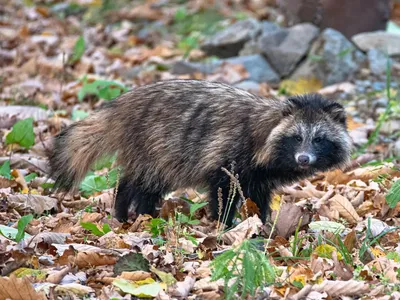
[115,178,165,222]
[247,182,272,224]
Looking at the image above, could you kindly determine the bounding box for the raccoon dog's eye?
[314,137,322,143]
[295,135,302,142]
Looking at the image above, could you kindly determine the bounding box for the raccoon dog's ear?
[282,96,303,117]
[323,102,347,125]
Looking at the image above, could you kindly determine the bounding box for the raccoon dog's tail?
[48,111,115,193]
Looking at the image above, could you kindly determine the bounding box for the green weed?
[5,118,35,150]
[211,239,276,299]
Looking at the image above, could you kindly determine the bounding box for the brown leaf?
[75,252,117,268]
[7,194,58,214]
[332,251,353,280]
[343,229,357,252]
[47,266,71,284]
[239,198,260,220]
[120,271,152,281]
[272,203,310,239]
[160,198,191,219]
[329,194,361,224]
[221,215,263,246]
[81,212,103,223]
[0,274,47,300]
[313,280,369,296]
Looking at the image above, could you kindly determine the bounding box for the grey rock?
[352,31,400,56]
[381,120,400,134]
[259,23,319,76]
[367,49,391,75]
[201,18,262,58]
[172,55,280,84]
[225,55,280,83]
[239,39,262,56]
[234,80,260,93]
[239,21,282,56]
[171,60,220,75]
[373,97,388,108]
[357,99,369,113]
[291,28,366,86]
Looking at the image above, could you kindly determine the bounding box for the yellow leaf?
[370,247,385,258]
[280,77,322,95]
[314,244,343,260]
[270,195,281,211]
[292,274,306,286]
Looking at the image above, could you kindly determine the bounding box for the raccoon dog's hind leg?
[115,178,167,222]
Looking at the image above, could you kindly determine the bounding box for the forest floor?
[0,1,400,299]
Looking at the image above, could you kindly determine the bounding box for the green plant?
[80,221,112,236]
[5,118,35,149]
[211,239,276,299]
[359,217,400,262]
[386,179,400,208]
[24,172,37,183]
[71,109,89,121]
[78,77,128,101]
[80,167,119,197]
[0,214,33,242]
[70,36,85,64]
[173,7,224,58]
[0,160,11,179]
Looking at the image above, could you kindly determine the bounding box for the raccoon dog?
[48,80,352,226]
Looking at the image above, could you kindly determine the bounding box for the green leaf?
[24,173,37,183]
[6,118,35,149]
[102,223,112,234]
[71,109,89,121]
[150,266,177,286]
[80,168,118,196]
[15,214,34,242]
[308,221,345,234]
[78,77,127,101]
[0,225,31,240]
[41,182,54,189]
[98,86,123,100]
[114,252,150,275]
[112,279,163,298]
[81,222,105,236]
[0,160,11,179]
[70,36,85,63]
[386,180,400,209]
[189,202,208,216]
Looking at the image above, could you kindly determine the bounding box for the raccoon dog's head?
[261,94,352,173]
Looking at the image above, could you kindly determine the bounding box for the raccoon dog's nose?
[297,155,310,166]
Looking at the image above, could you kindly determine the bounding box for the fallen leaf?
[47,266,71,284]
[120,271,152,281]
[7,194,58,214]
[329,194,361,224]
[151,266,177,286]
[272,203,310,239]
[280,77,322,95]
[54,283,95,296]
[221,215,263,246]
[0,274,47,300]
[113,278,164,298]
[75,252,117,268]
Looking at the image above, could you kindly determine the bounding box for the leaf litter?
[0,0,400,299]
